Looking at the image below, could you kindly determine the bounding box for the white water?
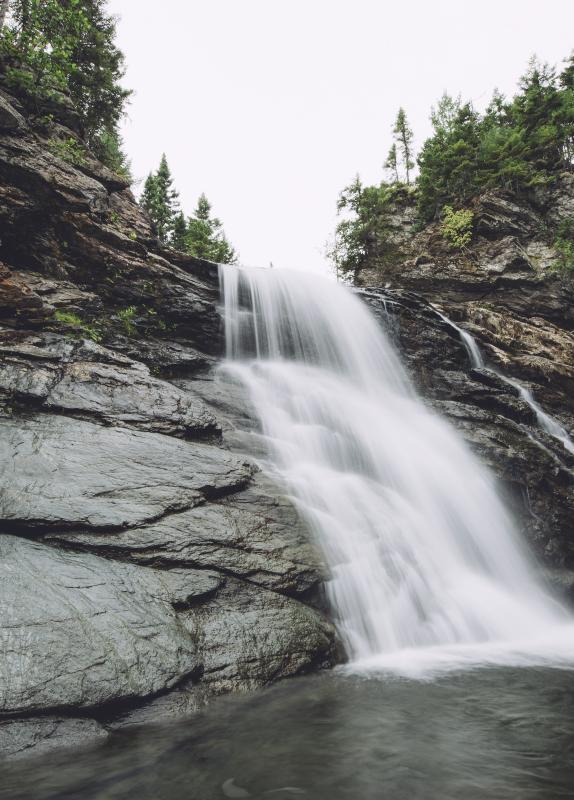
[221,266,574,675]
[434,306,574,456]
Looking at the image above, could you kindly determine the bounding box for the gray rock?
[0,131,108,213]
[0,330,219,438]
[0,95,26,131]
[0,414,252,530]
[48,473,325,598]
[181,580,338,694]
[0,536,199,714]
[0,717,108,761]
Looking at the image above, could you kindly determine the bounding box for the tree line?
[0,2,238,261]
[332,53,574,277]
[140,154,237,263]
[0,0,131,176]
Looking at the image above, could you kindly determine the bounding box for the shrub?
[48,137,88,167]
[441,206,474,249]
[116,305,137,336]
[54,309,101,342]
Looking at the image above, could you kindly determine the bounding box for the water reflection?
[2,668,574,799]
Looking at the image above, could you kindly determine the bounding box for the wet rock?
[0,536,199,714]
[0,331,220,437]
[0,130,108,213]
[181,581,338,695]
[0,717,108,761]
[362,289,574,566]
[0,414,252,531]
[47,473,325,599]
[473,191,543,238]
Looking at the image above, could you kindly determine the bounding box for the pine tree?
[1,0,131,173]
[393,108,415,184]
[384,143,399,183]
[185,193,237,264]
[171,212,188,251]
[67,0,131,153]
[139,154,180,245]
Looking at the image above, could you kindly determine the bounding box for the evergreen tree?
[67,0,131,153]
[171,212,188,251]
[393,108,415,184]
[0,0,131,173]
[384,143,399,183]
[139,154,180,245]
[185,193,237,263]
[330,176,400,279]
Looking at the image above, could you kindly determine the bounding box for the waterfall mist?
[220,266,574,676]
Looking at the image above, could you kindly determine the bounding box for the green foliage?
[171,212,188,251]
[91,128,132,180]
[417,55,574,221]
[0,0,131,175]
[392,108,415,185]
[54,309,101,342]
[384,143,399,183]
[48,136,87,166]
[441,206,474,249]
[1,0,88,95]
[329,177,407,278]
[184,194,237,264]
[140,154,179,244]
[116,305,137,336]
[139,159,237,262]
[553,217,574,272]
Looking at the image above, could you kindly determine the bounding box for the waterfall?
[220,266,574,675]
[434,306,574,456]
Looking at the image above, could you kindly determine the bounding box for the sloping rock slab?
[0,414,252,531]
[49,474,325,598]
[0,536,199,714]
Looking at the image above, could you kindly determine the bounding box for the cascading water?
[220,266,574,675]
[434,306,574,457]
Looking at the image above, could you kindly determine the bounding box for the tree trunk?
[0,0,10,28]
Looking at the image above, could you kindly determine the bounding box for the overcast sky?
[109,0,574,274]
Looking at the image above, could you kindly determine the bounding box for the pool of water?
[2,666,574,800]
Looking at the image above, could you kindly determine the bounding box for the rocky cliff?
[0,86,339,760]
[356,185,574,585]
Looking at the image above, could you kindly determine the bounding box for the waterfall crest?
[220,266,573,675]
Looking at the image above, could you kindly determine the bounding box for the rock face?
[0,536,199,713]
[0,86,338,760]
[356,182,574,575]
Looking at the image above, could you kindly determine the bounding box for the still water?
[2,667,573,800]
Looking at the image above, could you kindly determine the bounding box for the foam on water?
[220,266,574,675]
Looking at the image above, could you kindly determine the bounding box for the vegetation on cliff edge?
[0,0,131,176]
[332,53,574,279]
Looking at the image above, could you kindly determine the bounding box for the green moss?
[53,309,102,343]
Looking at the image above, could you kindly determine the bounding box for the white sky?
[109,0,574,274]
